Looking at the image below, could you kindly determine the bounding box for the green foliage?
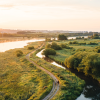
[15,50,23,57]
[69,41,78,44]
[28,46,34,50]
[60,43,67,48]
[92,34,100,39]
[64,52,87,69]
[28,63,35,67]
[80,54,100,77]
[79,42,86,45]
[45,44,51,48]
[87,42,98,45]
[76,36,84,39]
[51,42,62,50]
[31,48,85,100]
[0,42,53,100]
[94,46,100,53]
[42,48,56,57]
[58,34,67,40]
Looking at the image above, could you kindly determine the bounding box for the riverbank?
[45,39,100,99]
[30,47,85,100]
[0,41,53,100]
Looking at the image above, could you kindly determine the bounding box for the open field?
[0,41,53,100]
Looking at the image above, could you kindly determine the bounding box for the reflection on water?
[0,39,45,52]
[36,49,45,58]
[51,62,66,69]
[37,49,100,100]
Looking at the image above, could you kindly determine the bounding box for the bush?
[15,50,23,57]
[66,46,73,49]
[28,46,34,50]
[79,42,86,45]
[42,48,56,57]
[58,34,67,40]
[45,44,51,48]
[64,52,88,69]
[68,41,78,44]
[81,54,100,76]
[51,42,62,50]
[28,63,35,67]
[87,42,98,45]
[60,43,67,48]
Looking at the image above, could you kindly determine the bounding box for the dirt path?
[26,44,59,100]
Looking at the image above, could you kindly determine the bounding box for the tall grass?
[0,41,53,100]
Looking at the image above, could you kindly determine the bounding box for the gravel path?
[26,44,59,100]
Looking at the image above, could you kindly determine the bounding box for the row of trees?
[64,52,100,78]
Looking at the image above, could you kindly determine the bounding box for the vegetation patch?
[0,41,53,100]
[27,46,34,50]
[30,48,85,100]
[15,50,23,57]
[46,39,100,82]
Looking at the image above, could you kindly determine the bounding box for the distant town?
[0,28,100,34]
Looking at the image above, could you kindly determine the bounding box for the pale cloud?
[0,0,100,31]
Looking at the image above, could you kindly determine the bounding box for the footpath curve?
[26,44,59,100]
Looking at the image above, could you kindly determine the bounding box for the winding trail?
[26,44,59,100]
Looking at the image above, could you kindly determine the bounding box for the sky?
[0,0,100,31]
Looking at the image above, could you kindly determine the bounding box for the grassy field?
[49,39,100,62]
[47,39,100,82]
[0,41,53,100]
[30,48,85,100]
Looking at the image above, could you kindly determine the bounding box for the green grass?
[0,41,53,100]
[30,48,85,100]
[48,39,100,64]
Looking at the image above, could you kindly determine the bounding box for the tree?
[91,33,100,39]
[51,42,62,50]
[58,34,67,40]
[42,48,56,57]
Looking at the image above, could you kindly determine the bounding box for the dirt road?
[26,44,59,100]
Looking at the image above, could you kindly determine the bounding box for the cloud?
[0,5,14,8]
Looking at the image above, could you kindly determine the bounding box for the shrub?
[60,43,67,48]
[79,42,86,45]
[28,46,34,50]
[69,41,78,44]
[66,46,73,49]
[64,52,88,69]
[87,42,98,45]
[42,48,56,57]
[45,44,51,48]
[58,34,67,40]
[15,50,23,57]
[51,42,62,50]
[28,63,34,67]
[72,41,78,44]
[69,41,72,44]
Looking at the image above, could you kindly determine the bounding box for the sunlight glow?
[0,0,100,31]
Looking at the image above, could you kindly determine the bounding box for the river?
[36,49,100,100]
[0,39,45,52]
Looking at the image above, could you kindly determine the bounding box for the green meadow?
[0,41,53,100]
[48,39,100,82]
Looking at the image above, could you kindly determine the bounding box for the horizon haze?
[0,0,100,31]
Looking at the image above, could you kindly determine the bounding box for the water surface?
[0,39,45,52]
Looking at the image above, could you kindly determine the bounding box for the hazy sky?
[0,0,100,31]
